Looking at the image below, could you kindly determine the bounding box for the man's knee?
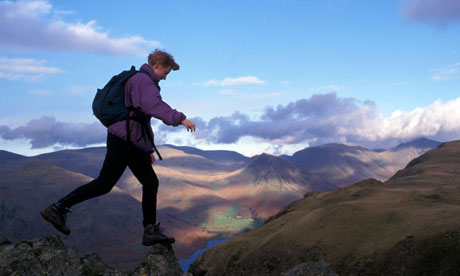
[100,185,114,195]
[93,176,118,195]
[142,179,159,195]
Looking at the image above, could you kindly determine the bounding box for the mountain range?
[0,138,441,268]
[190,139,460,275]
[288,137,441,186]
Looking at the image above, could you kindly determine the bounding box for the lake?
[179,238,229,272]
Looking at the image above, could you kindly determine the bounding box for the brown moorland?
[190,140,460,275]
[121,148,335,259]
[0,139,440,268]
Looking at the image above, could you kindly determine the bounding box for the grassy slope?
[191,141,460,275]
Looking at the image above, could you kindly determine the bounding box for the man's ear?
[152,62,162,70]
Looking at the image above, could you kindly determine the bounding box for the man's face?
[153,63,172,80]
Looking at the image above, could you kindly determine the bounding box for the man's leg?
[127,149,159,227]
[41,133,128,234]
[128,149,174,245]
[57,133,128,207]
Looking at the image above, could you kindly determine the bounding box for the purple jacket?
[108,64,186,153]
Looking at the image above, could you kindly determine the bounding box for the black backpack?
[92,66,163,159]
[92,66,138,127]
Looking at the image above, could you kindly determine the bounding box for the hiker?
[41,49,196,246]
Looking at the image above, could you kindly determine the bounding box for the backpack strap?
[125,66,136,147]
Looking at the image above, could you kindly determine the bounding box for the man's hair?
[148,49,180,71]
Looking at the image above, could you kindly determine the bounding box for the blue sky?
[1,0,460,156]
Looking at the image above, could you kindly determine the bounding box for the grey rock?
[81,253,127,276]
[132,243,183,276]
[0,235,81,276]
[0,234,184,276]
[281,260,339,276]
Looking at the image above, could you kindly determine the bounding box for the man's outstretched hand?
[181,119,196,132]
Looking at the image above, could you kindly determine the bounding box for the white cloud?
[194,76,266,86]
[0,0,160,56]
[160,93,460,149]
[0,56,64,81]
[430,62,460,81]
[372,99,460,144]
[4,94,460,152]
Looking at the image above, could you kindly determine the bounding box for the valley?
[0,138,440,268]
[190,139,460,275]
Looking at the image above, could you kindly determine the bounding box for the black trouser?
[57,133,159,227]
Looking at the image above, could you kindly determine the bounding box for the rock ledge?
[0,234,187,276]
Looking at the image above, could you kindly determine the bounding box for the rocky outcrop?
[0,234,186,276]
[132,243,184,276]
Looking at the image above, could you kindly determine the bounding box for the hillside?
[163,144,249,164]
[190,140,460,275]
[0,150,29,175]
[122,151,333,259]
[0,138,439,267]
[0,160,150,268]
[34,146,107,178]
[289,138,441,186]
[219,153,336,219]
[391,137,442,151]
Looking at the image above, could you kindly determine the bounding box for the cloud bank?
[0,0,160,56]
[3,93,460,151]
[163,92,460,148]
[402,0,460,27]
[0,116,106,148]
[0,56,64,81]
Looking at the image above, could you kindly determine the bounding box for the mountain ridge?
[190,139,460,276]
[0,137,442,268]
[391,137,442,151]
[288,138,441,186]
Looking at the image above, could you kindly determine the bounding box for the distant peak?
[392,137,442,151]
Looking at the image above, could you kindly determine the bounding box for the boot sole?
[40,210,70,235]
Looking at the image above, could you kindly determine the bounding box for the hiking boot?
[40,204,71,235]
[142,222,175,246]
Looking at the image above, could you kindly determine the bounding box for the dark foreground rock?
[0,234,186,276]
